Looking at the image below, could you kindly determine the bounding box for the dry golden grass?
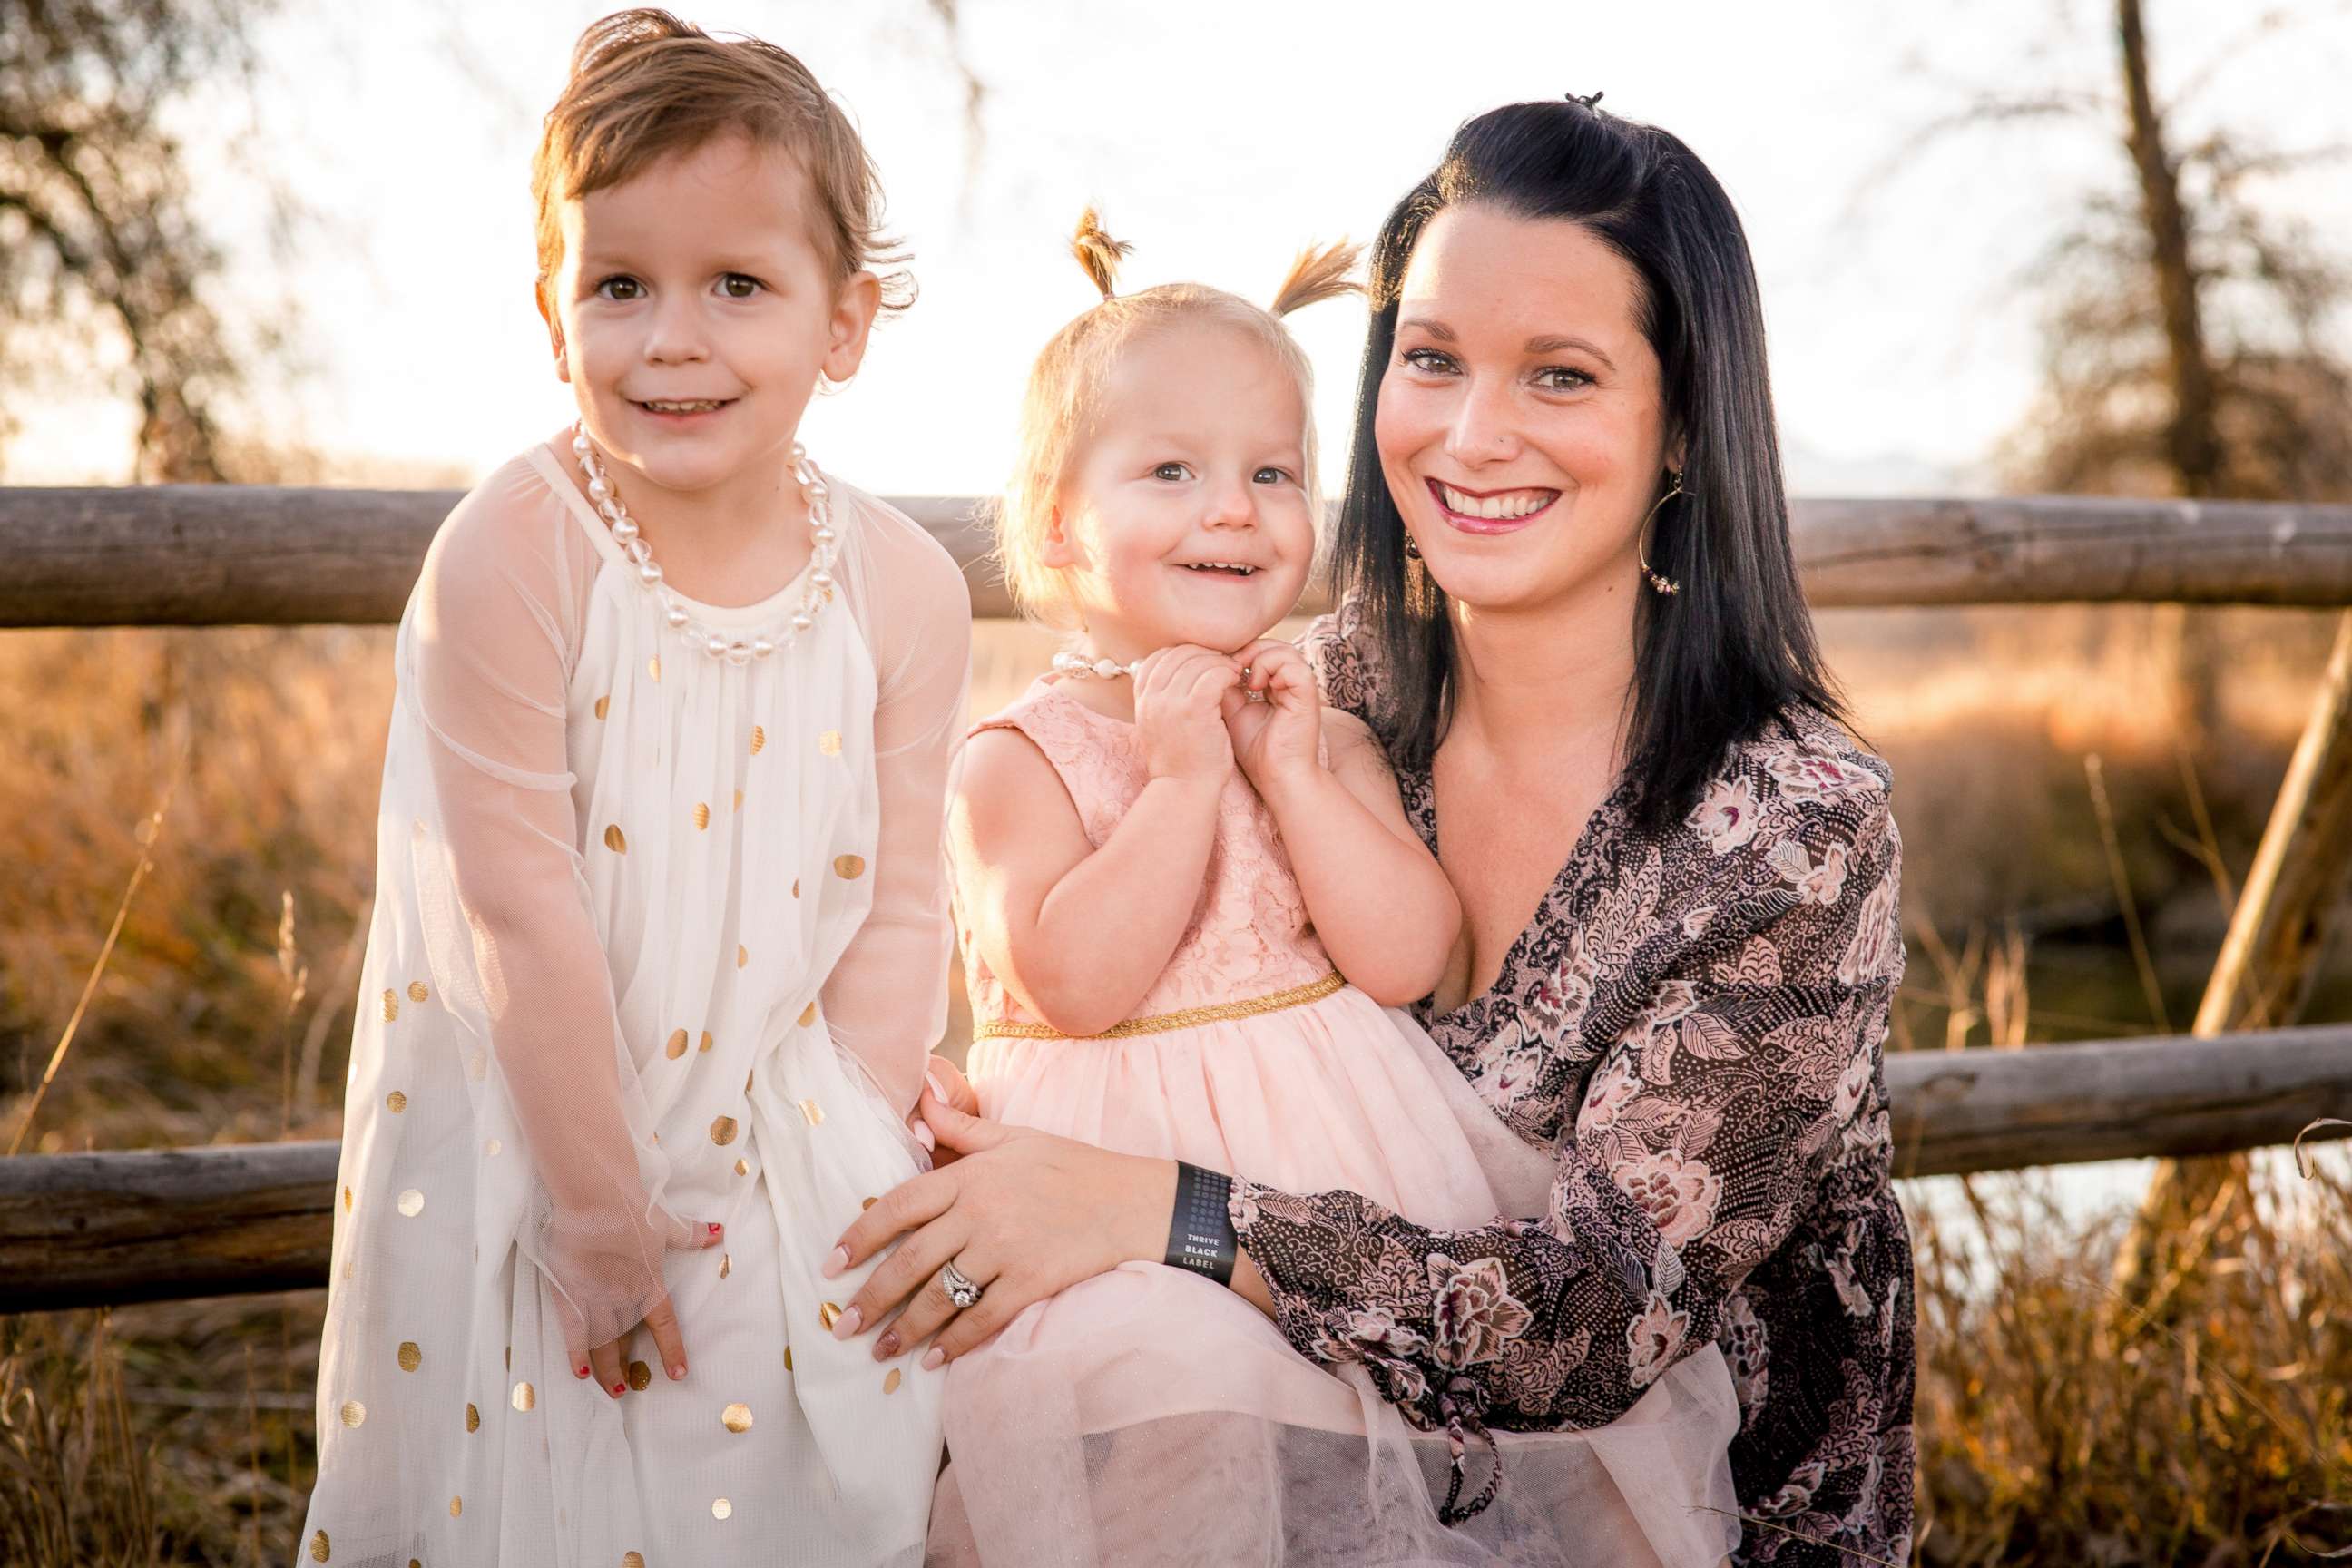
[1,603,2347,1563]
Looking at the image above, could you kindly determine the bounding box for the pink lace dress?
[929,678,1740,1568]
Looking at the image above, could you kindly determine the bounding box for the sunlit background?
[15,0,2349,496]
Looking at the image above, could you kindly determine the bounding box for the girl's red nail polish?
[576,1365,590,1377]
[708,1222,722,1235]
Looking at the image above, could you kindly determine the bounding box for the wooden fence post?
[2110,608,2352,1311]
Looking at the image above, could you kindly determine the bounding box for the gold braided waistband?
[972,971,1346,1042]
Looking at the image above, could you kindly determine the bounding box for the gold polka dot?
[340,1399,366,1427]
[711,1498,732,1521]
[449,1494,462,1517]
[604,824,628,854]
[692,802,710,830]
[818,1301,841,1331]
[733,788,744,810]
[382,989,399,1022]
[699,1031,713,1054]
[792,877,800,898]
[407,980,429,1004]
[624,1555,646,1568]
[411,1561,422,1568]
[309,1530,331,1563]
[341,1185,352,1213]
[397,1341,421,1372]
[386,1090,407,1113]
[833,854,866,880]
[505,1345,511,1369]
[648,655,662,682]
[861,1196,877,1210]
[783,1346,793,1371]
[734,1158,750,1176]
[800,1098,825,1127]
[466,1052,486,1082]
[818,730,842,757]
[485,1138,502,1157]
[797,1002,818,1028]
[466,1401,480,1432]
[719,1251,731,1279]
[627,1360,652,1392]
[722,1401,753,1433]
[744,1069,754,1093]
[710,1115,739,1146]
[737,944,749,968]
[595,694,611,720]
[750,725,767,755]
[397,1189,424,1218]
[883,1367,902,1394]
[666,1028,688,1060]
[512,1380,534,1412]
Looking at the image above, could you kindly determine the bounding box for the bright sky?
[11,0,2351,495]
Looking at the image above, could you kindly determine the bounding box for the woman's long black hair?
[1334,98,1845,838]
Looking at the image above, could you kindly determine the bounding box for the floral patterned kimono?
[1229,601,1916,1567]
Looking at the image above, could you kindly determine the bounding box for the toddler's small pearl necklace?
[1051,651,1139,681]
[570,426,837,665]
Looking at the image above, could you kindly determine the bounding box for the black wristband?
[1164,1161,1238,1287]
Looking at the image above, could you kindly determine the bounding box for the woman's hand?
[823,1086,1175,1366]
[1222,639,1322,796]
[1133,644,1242,788]
[910,1055,983,1164]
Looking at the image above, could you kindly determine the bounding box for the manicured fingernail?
[921,1346,947,1371]
[830,1305,863,1340]
[915,1122,936,1152]
[822,1245,848,1279]
[576,1365,590,1378]
[874,1330,901,1361]
[668,1362,686,1380]
[707,1222,723,1236]
[924,1063,952,1102]
[610,1381,626,1397]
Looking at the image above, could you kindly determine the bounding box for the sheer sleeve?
[1230,773,1903,1450]
[821,492,972,1113]
[405,462,698,1361]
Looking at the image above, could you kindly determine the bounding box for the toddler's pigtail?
[1269,240,1362,317]
[1071,207,1132,302]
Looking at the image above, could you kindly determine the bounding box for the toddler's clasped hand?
[1133,642,1324,794]
[1222,638,1321,795]
[1132,645,1243,787]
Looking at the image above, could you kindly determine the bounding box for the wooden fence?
[4,485,2351,1316]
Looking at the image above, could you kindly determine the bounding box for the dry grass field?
[3,603,2347,1563]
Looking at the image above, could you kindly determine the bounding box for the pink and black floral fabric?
[1229,601,1916,1565]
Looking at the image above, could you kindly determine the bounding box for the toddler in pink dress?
[929,213,1738,1567]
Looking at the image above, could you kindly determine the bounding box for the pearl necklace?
[569,426,838,665]
[1051,651,1140,680]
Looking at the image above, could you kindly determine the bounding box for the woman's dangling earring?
[1638,472,1684,596]
[1403,533,1423,561]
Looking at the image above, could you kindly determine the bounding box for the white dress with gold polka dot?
[299,438,967,1567]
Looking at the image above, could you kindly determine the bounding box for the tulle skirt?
[933,985,1740,1567]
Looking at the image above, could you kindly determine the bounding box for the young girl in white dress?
[906,215,1739,1566]
[299,12,967,1564]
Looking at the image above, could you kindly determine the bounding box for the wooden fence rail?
[4,1024,2347,1315]
[5,488,2352,625]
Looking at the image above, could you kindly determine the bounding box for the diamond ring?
[940,1259,984,1310]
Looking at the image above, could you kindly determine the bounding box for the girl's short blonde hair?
[995,211,1360,630]
[531,8,910,318]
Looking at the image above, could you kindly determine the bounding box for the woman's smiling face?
[1375,202,1674,616]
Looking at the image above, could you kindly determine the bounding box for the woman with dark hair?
[837,96,1914,1566]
